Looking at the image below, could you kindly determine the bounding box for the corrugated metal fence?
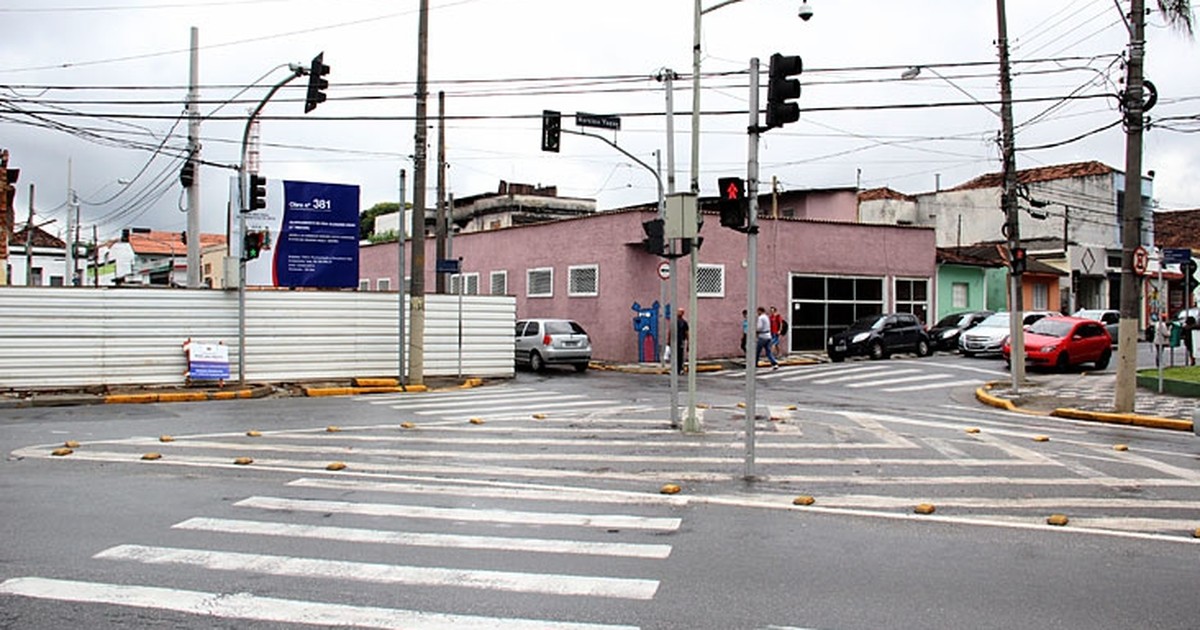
[0,288,516,389]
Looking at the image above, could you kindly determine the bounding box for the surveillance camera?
[797,2,814,20]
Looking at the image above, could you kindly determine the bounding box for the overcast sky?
[2,0,1197,242]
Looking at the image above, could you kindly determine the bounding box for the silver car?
[1073,309,1120,344]
[515,319,592,373]
[959,310,1055,357]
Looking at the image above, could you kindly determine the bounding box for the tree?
[1114,0,1193,413]
[359,202,400,241]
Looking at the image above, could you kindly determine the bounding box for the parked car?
[1003,315,1112,371]
[928,310,993,351]
[826,312,931,362]
[958,310,1055,357]
[1073,308,1120,344]
[515,319,592,373]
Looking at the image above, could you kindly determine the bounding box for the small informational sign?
[1133,245,1149,276]
[657,261,671,280]
[185,340,230,381]
[245,180,360,288]
[1163,247,1192,265]
[575,112,621,130]
[436,258,461,274]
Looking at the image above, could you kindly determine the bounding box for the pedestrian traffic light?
[541,110,561,153]
[766,53,803,130]
[243,231,265,261]
[717,177,747,230]
[642,218,665,256]
[304,52,330,114]
[1010,246,1027,275]
[246,174,266,212]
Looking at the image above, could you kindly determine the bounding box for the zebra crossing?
[354,385,640,423]
[0,468,681,628]
[718,359,1006,393]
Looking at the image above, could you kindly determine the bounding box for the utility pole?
[65,159,75,287]
[408,0,430,386]
[436,90,447,295]
[185,26,202,288]
[1114,0,1148,412]
[744,57,762,479]
[25,184,34,286]
[997,0,1025,389]
[398,168,408,387]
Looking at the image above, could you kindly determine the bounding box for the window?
[1032,283,1049,310]
[527,267,553,297]
[697,264,725,297]
[490,270,508,295]
[359,279,370,291]
[568,265,599,297]
[952,282,969,309]
[894,278,930,325]
[376,278,391,291]
[450,273,480,295]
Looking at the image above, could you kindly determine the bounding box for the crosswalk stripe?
[413,400,620,416]
[285,477,689,507]
[235,496,683,531]
[844,373,946,388]
[778,364,892,382]
[396,393,594,410]
[813,368,920,384]
[0,577,642,629]
[94,545,661,600]
[173,517,673,559]
[885,379,981,392]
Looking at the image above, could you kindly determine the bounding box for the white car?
[514,318,592,373]
[958,310,1056,357]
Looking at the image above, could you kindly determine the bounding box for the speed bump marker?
[159,435,175,443]
[660,483,682,495]
[141,453,162,461]
[469,417,485,425]
[51,448,74,457]
[326,462,347,471]
[965,427,981,434]
[786,404,798,411]
[1193,528,1200,539]
[532,413,547,419]
[736,402,746,409]
[1113,444,1129,452]
[233,457,253,466]
[246,430,262,438]
[63,440,81,448]
[326,426,341,433]
[792,495,816,506]
[400,422,416,429]
[914,503,936,515]
[1047,514,1069,526]
[1032,435,1050,442]
[697,403,711,409]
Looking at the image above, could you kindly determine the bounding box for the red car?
[1003,316,1113,371]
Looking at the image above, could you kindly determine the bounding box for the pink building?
[360,189,936,363]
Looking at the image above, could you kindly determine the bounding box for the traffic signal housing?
[179,161,195,189]
[243,231,266,261]
[642,218,665,256]
[246,174,267,212]
[304,52,330,114]
[1010,246,1027,275]
[717,177,747,230]
[541,110,561,153]
[766,53,803,130]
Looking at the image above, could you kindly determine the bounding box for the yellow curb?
[210,390,253,401]
[303,387,357,397]
[353,377,398,387]
[1050,407,1193,432]
[105,393,160,405]
[158,392,209,403]
[461,378,484,388]
[304,385,428,397]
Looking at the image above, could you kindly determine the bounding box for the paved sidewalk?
[980,371,1197,431]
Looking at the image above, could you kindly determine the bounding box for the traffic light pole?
[744,57,762,480]
[236,67,305,386]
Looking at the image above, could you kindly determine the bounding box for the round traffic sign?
[1133,245,1149,276]
[657,261,671,280]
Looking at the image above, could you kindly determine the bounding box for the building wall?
[935,265,991,320]
[360,210,936,362]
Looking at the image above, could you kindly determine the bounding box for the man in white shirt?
[755,307,778,370]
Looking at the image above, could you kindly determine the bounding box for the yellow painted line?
[1051,408,1193,432]
[353,378,398,387]
[104,393,160,405]
[304,385,428,398]
[158,392,209,403]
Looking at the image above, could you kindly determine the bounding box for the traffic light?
[717,177,747,230]
[304,52,330,114]
[766,53,803,130]
[243,231,266,261]
[541,110,561,153]
[1010,246,1027,275]
[642,218,665,256]
[246,174,266,212]
[179,161,195,189]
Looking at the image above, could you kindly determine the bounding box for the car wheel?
[869,341,886,360]
[828,352,845,363]
[916,339,931,357]
[1095,348,1112,370]
[1055,352,1070,372]
[573,362,589,373]
[530,351,546,372]
[960,349,974,358]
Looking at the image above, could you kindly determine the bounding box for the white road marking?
[884,379,982,392]
[0,577,641,629]
[173,517,672,559]
[813,368,920,385]
[781,364,893,383]
[235,496,683,531]
[844,373,947,388]
[94,544,661,599]
[286,477,689,506]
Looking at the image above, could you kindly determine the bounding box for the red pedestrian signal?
[717,177,747,230]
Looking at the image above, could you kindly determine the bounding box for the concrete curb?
[103,384,273,405]
[976,381,1194,432]
[303,384,429,397]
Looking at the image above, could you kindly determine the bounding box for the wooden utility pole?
[997,0,1026,389]
[407,0,430,386]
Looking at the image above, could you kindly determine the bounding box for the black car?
[827,313,931,362]
[928,310,994,351]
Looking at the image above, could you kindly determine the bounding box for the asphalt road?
[2,355,1198,629]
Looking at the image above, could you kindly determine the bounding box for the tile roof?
[1153,208,1200,250]
[858,187,916,203]
[9,225,65,248]
[947,160,1115,192]
[940,242,1066,276]
[117,230,226,256]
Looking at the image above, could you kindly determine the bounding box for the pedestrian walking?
[769,306,786,356]
[755,306,778,370]
[1184,316,1196,367]
[1153,311,1170,368]
[675,308,689,374]
[740,309,748,356]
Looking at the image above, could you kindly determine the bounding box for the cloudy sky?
[2,0,1197,242]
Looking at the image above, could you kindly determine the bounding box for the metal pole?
[435,90,447,295]
[398,169,407,387]
[186,26,202,288]
[457,255,464,379]
[25,184,34,286]
[65,159,74,286]
[997,0,1024,390]
[658,69,680,427]
[744,57,761,479]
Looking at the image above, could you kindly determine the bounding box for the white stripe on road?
[173,517,672,559]
[779,364,892,383]
[286,477,689,506]
[94,545,661,600]
[235,496,683,531]
[843,373,945,388]
[813,368,920,385]
[884,379,981,392]
[0,577,641,630]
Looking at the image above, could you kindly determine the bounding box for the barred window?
[697,264,725,297]
[527,268,553,297]
[490,270,508,295]
[568,265,599,297]
[450,273,480,295]
[376,278,391,291]
[359,279,370,291]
